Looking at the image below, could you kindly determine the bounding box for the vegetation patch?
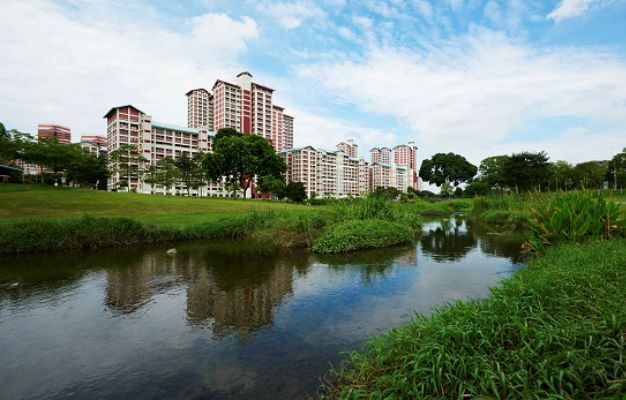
[321,239,626,399]
[313,219,413,254]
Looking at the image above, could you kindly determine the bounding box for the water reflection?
[0,216,525,400]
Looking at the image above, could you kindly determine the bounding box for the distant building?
[186,88,213,130]
[104,105,221,195]
[38,123,71,144]
[80,135,108,157]
[187,72,293,152]
[337,139,358,158]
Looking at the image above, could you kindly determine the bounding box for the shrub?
[331,194,422,230]
[528,192,625,250]
[312,219,413,254]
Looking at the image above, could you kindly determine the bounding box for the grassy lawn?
[0,184,323,228]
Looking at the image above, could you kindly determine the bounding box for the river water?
[0,217,524,399]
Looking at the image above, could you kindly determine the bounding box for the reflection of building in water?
[186,264,294,342]
[105,253,181,314]
[104,245,298,342]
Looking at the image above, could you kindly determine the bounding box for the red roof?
[103,105,145,119]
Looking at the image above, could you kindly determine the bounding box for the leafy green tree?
[0,122,6,139]
[479,155,509,192]
[191,152,207,196]
[419,153,477,188]
[607,148,626,189]
[573,161,607,190]
[203,131,287,199]
[502,151,550,192]
[282,181,307,203]
[175,152,196,195]
[66,151,109,188]
[548,160,575,191]
[464,179,489,196]
[143,165,160,194]
[258,175,285,198]
[156,156,179,195]
[108,144,146,191]
[440,181,453,197]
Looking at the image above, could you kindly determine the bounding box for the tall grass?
[313,219,413,254]
[0,212,278,255]
[331,194,422,230]
[321,239,626,399]
[528,192,626,250]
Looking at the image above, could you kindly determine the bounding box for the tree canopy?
[418,152,477,187]
[203,130,287,198]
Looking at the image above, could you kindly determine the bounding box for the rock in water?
[166,248,177,256]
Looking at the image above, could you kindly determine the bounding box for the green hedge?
[312,219,413,254]
[321,239,626,399]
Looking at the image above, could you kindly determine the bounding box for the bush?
[312,219,413,254]
[528,192,625,250]
[321,239,626,399]
[331,194,422,230]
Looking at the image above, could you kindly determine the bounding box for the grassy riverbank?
[1,184,471,255]
[321,238,626,399]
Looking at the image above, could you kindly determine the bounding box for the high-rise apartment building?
[393,141,420,190]
[191,72,293,152]
[337,139,358,158]
[370,147,391,165]
[281,146,363,198]
[80,135,108,157]
[186,88,213,129]
[38,123,71,144]
[104,105,217,195]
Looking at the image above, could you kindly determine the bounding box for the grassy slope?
[0,184,321,228]
[322,239,626,399]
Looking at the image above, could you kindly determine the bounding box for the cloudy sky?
[1,0,625,166]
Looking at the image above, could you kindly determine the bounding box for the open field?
[0,184,322,227]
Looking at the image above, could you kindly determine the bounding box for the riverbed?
[0,217,524,399]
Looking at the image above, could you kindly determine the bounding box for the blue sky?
[1,0,625,167]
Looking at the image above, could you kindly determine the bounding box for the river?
[0,217,524,399]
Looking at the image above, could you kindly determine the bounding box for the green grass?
[0,184,322,228]
[321,239,626,399]
[313,219,414,254]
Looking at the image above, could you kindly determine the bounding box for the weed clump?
[313,219,413,254]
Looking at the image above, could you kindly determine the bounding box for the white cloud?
[289,107,397,153]
[295,28,626,164]
[0,0,258,139]
[547,0,596,21]
[257,1,326,29]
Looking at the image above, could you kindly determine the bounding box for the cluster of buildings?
[30,71,420,197]
[281,140,421,198]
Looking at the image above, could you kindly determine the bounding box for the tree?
[214,127,241,141]
[0,122,6,139]
[502,151,550,192]
[108,144,146,191]
[156,156,179,195]
[143,165,160,194]
[547,160,575,191]
[204,131,287,199]
[257,175,285,198]
[464,179,489,196]
[419,153,477,187]
[607,148,626,189]
[66,151,109,189]
[175,152,195,195]
[283,182,307,203]
[573,161,607,190]
[191,152,207,196]
[479,155,509,192]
